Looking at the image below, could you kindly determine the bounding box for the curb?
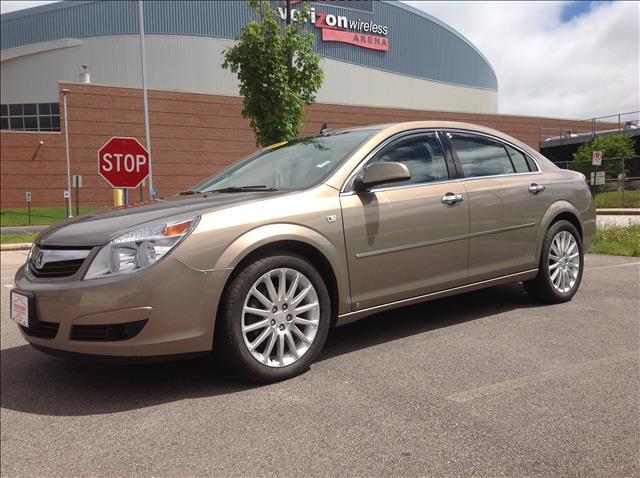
[596,209,640,216]
[1,243,32,251]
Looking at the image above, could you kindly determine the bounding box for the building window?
[0,103,61,132]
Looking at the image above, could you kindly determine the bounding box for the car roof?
[333,121,518,142]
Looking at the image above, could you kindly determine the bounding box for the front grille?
[20,321,59,339]
[30,259,85,278]
[29,245,92,278]
[70,320,148,342]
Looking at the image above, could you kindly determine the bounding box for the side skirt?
[335,269,538,326]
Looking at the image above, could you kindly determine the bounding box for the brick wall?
[0,82,601,207]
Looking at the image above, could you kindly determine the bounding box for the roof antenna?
[320,122,328,133]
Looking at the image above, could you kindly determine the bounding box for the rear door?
[443,131,552,282]
[340,131,469,311]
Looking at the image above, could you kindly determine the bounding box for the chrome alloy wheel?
[241,268,320,367]
[548,230,580,293]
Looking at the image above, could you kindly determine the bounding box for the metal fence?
[555,156,640,208]
[539,111,640,146]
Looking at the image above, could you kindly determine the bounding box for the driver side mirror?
[353,162,411,193]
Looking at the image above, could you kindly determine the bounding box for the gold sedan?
[11,122,595,382]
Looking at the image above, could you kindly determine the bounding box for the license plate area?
[10,290,35,328]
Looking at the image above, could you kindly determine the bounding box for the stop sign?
[98,137,150,188]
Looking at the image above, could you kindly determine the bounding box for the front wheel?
[216,254,331,383]
[524,220,584,303]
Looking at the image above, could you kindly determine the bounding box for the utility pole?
[62,89,73,217]
[138,0,154,199]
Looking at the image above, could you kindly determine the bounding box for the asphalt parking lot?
[1,251,639,477]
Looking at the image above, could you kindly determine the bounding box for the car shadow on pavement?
[318,282,539,361]
[1,283,539,416]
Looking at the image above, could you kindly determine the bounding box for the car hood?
[36,191,287,247]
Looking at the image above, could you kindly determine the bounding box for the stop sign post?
[98,137,150,189]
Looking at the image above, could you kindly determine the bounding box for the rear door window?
[447,133,515,178]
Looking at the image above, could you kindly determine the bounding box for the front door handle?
[528,183,545,194]
[441,192,465,205]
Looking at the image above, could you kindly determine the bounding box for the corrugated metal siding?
[1,0,497,90]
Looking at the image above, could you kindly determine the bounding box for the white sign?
[73,175,83,188]
[25,191,32,202]
[63,190,70,199]
[592,150,602,166]
[595,171,606,186]
[10,291,29,327]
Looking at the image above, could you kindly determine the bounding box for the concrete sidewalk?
[597,208,640,216]
[597,215,640,229]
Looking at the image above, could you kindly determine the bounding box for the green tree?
[572,135,636,177]
[223,0,324,147]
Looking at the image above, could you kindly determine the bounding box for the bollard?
[113,188,124,207]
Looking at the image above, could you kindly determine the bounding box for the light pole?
[138,0,154,200]
[62,88,73,217]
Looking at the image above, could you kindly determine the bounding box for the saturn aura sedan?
[11,121,595,382]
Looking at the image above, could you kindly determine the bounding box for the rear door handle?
[528,183,545,194]
[441,192,465,205]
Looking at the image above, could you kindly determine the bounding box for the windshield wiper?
[179,190,200,195]
[211,185,278,193]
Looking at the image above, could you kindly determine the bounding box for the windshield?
[192,129,376,193]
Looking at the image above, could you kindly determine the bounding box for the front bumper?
[13,255,229,357]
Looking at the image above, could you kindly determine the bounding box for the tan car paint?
[14,256,226,356]
[13,121,595,358]
[172,185,352,315]
[340,181,470,310]
[464,173,554,282]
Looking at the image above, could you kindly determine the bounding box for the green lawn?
[594,190,640,208]
[591,225,640,257]
[1,206,106,227]
[0,233,37,245]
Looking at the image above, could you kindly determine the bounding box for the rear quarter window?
[505,144,539,173]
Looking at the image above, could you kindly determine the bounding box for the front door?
[340,132,470,312]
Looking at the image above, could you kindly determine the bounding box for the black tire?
[524,220,584,303]
[216,253,331,383]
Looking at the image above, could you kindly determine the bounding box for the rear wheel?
[524,220,583,303]
[217,254,331,383]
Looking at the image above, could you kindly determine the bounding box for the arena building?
[1,0,498,120]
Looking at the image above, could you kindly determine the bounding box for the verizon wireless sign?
[278,1,390,52]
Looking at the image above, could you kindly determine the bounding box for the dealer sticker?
[10,291,29,327]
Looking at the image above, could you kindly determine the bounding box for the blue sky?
[560,0,596,22]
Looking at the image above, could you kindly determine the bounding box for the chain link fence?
[539,111,640,146]
[555,156,640,208]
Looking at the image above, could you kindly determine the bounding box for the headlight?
[83,216,199,280]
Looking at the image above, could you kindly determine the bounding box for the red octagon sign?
[98,137,149,188]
